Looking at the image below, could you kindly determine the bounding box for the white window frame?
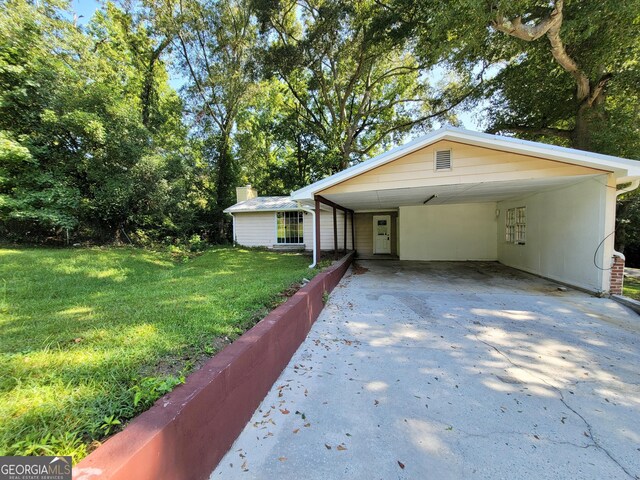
[275,211,304,244]
[505,206,526,245]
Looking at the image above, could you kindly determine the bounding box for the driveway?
[211,261,640,479]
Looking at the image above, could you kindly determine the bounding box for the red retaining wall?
[73,252,353,480]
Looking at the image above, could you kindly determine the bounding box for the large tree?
[163,0,257,241]
[380,0,640,155]
[252,0,478,173]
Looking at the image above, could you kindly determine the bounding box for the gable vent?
[434,149,452,171]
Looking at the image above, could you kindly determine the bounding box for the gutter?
[616,179,640,197]
[612,180,640,265]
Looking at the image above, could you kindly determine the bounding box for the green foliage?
[131,375,185,409]
[0,0,200,243]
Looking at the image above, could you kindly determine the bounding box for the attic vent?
[434,149,452,171]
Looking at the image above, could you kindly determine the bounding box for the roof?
[290,126,640,202]
[223,196,300,213]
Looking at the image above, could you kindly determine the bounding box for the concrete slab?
[210,261,640,480]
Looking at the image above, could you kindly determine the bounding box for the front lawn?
[0,246,318,460]
[623,276,640,300]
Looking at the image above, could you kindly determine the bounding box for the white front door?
[373,215,391,254]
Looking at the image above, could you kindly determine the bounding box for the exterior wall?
[233,212,278,247]
[497,175,609,292]
[321,140,604,195]
[304,209,353,251]
[399,203,498,261]
[354,211,398,257]
[233,209,353,251]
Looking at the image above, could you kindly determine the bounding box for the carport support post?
[343,210,347,253]
[315,198,321,265]
[351,211,355,252]
[333,206,338,259]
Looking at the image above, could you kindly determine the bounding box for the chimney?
[236,184,258,203]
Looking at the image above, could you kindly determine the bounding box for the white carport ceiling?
[320,174,601,211]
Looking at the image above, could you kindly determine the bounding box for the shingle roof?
[223,196,300,213]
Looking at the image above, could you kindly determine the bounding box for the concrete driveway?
[211,261,640,479]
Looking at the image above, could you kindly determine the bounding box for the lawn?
[0,246,320,461]
[623,276,640,300]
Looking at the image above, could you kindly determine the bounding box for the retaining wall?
[74,252,354,480]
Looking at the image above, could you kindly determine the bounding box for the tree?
[253,0,474,173]
[380,0,639,154]
[0,0,194,242]
[167,0,258,241]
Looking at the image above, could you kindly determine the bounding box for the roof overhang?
[290,127,640,203]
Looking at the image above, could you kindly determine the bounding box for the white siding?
[233,209,353,251]
[497,175,610,292]
[303,209,353,251]
[399,203,498,261]
[233,212,276,247]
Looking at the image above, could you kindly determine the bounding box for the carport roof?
[290,127,640,203]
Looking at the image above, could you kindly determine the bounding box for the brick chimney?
[236,185,258,203]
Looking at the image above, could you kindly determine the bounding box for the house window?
[506,207,526,245]
[277,211,304,244]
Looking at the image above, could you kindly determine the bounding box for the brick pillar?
[610,253,625,295]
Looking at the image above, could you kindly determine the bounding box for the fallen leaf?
[345,433,351,437]
[337,444,347,451]
[374,400,379,406]
[241,460,248,471]
[325,443,332,450]
[280,409,290,415]
[293,429,299,434]
[397,461,405,469]
[304,423,311,428]
[278,457,287,462]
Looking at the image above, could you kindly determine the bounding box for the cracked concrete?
[211,261,640,479]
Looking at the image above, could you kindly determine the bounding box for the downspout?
[230,213,236,245]
[612,179,640,264]
[300,206,317,269]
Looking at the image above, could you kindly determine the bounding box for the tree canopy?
[0,0,638,251]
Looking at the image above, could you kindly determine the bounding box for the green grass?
[0,246,321,461]
[623,276,640,300]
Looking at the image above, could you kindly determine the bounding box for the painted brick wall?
[610,254,625,295]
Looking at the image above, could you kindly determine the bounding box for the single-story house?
[224,127,640,294]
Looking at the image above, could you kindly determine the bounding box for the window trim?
[275,210,305,245]
[505,206,526,245]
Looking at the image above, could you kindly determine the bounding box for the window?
[277,211,304,244]
[506,207,526,245]
[434,149,452,171]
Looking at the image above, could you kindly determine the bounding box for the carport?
[291,127,640,294]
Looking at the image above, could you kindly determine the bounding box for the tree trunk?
[213,133,234,243]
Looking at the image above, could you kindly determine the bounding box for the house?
[224,127,640,294]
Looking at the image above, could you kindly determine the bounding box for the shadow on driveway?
[211,261,640,480]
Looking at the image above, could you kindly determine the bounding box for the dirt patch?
[352,263,369,275]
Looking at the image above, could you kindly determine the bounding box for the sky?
[71,0,100,25]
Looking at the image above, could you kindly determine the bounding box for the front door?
[373,215,391,254]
